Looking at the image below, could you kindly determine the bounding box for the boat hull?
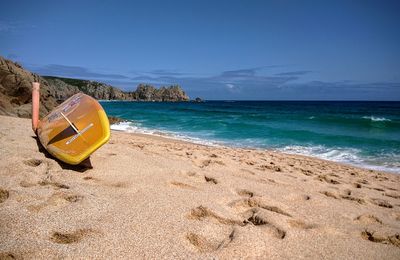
[37,93,110,165]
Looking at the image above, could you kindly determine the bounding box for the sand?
[0,115,399,259]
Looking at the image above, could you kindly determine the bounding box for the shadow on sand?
[32,136,93,173]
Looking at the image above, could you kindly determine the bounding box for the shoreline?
[110,122,400,174]
[1,115,399,259]
[116,130,399,177]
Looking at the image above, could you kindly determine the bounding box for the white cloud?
[226,83,235,89]
[225,83,241,93]
[0,21,36,33]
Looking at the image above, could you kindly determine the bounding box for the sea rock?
[135,84,189,102]
[108,116,124,125]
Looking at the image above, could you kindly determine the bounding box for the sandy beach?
[0,115,399,259]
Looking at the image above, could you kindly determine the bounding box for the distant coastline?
[0,56,192,118]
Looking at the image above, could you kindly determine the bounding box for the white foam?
[111,121,400,173]
[111,121,222,146]
[110,121,140,131]
[280,145,400,173]
[362,116,391,122]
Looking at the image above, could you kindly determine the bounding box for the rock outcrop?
[0,57,59,118]
[43,78,80,101]
[44,76,131,101]
[0,56,191,118]
[135,84,189,101]
[44,77,189,102]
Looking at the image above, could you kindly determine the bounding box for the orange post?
[32,82,40,133]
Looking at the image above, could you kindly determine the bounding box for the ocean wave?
[362,116,391,122]
[281,145,361,162]
[110,121,221,146]
[280,145,400,173]
[110,121,400,173]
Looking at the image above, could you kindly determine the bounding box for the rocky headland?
[0,56,190,118]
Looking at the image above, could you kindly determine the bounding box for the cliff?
[0,56,190,118]
[44,76,132,101]
[135,84,190,101]
[0,57,59,118]
[44,78,190,102]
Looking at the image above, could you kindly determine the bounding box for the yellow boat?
[32,83,110,165]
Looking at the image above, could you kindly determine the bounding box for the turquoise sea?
[100,101,400,173]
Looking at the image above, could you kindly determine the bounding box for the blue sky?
[1,0,399,100]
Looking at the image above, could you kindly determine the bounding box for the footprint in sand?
[371,187,385,192]
[186,232,216,252]
[384,192,400,199]
[39,178,70,190]
[340,195,365,204]
[186,171,196,177]
[300,169,314,176]
[186,228,236,252]
[204,176,218,184]
[170,181,197,190]
[315,174,341,185]
[199,159,225,168]
[320,190,366,204]
[236,189,255,198]
[108,182,130,188]
[0,188,9,203]
[23,158,43,167]
[22,159,55,181]
[321,190,339,199]
[361,229,400,248]
[19,180,37,188]
[188,206,242,226]
[64,194,84,203]
[287,219,316,229]
[0,252,19,260]
[229,197,292,217]
[27,192,84,213]
[186,199,290,252]
[370,198,393,208]
[242,208,286,239]
[354,214,382,225]
[257,164,281,172]
[50,229,92,244]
